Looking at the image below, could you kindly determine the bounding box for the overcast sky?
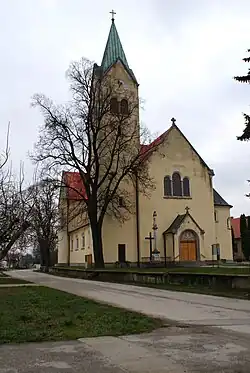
[0,0,250,217]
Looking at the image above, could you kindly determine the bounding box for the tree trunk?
[0,221,30,261]
[90,219,104,268]
[38,238,50,272]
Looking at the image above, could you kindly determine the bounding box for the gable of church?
[145,122,213,177]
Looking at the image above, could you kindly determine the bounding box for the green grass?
[64,265,250,275]
[121,282,250,300]
[0,286,162,344]
[0,277,31,285]
[165,266,250,275]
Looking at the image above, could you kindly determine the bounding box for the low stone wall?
[49,267,250,290]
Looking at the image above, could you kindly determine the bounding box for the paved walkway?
[1,326,250,372]
[3,269,250,372]
[9,269,250,334]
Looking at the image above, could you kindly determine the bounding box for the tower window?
[163,176,172,196]
[119,197,125,207]
[120,99,128,115]
[183,177,190,197]
[110,98,119,114]
[172,172,182,196]
[118,124,122,136]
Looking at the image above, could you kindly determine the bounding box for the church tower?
[93,11,140,145]
[100,11,138,86]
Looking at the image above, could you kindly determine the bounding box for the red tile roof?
[139,130,170,160]
[62,125,211,201]
[62,136,165,200]
[231,217,240,239]
[63,172,86,200]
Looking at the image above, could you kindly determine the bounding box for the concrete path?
[3,269,250,372]
[9,269,250,335]
[1,326,250,372]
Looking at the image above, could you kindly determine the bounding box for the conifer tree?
[234,50,250,141]
[240,214,249,260]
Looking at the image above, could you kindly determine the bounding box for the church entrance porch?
[163,208,204,262]
[179,230,198,261]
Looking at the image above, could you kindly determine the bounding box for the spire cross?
[110,9,116,21]
[185,206,190,213]
[171,117,176,126]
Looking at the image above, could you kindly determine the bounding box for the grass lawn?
[0,286,162,344]
[66,265,250,275]
[0,277,31,285]
[124,282,250,300]
[165,266,250,275]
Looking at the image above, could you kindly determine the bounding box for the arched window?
[183,177,190,197]
[110,98,119,114]
[120,99,128,115]
[172,172,182,196]
[164,176,172,196]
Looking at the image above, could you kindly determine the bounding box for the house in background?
[231,217,244,261]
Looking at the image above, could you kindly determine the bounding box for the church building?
[57,15,233,266]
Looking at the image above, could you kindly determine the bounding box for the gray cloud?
[0,0,250,216]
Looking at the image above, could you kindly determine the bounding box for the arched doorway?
[179,230,198,261]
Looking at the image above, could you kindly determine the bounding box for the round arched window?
[120,99,128,115]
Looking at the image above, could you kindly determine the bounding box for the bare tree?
[31,58,159,268]
[27,178,59,272]
[0,122,10,171]
[0,125,33,261]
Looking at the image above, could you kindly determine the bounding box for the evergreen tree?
[240,214,250,260]
[231,226,236,256]
[246,216,250,260]
[234,50,250,141]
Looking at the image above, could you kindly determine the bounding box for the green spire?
[101,19,129,72]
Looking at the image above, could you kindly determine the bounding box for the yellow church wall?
[68,225,93,264]
[165,233,174,259]
[214,206,233,260]
[97,61,139,264]
[106,61,140,144]
[102,214,137,263]
[57,199,68,264]
[107,60,138,100]
[68,201,88,232]
[57,228,68,264]
[139,126,216,261]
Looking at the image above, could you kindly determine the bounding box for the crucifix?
[185,206,190,214]
[171,117,176,126]
[152,211,158,253]
[145,232,154,260]
[110,9,116,21]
